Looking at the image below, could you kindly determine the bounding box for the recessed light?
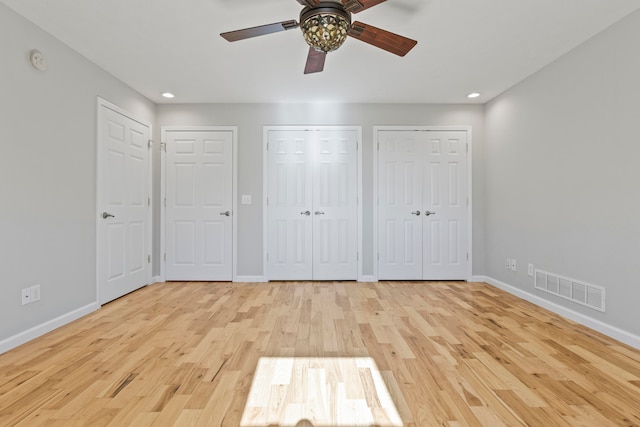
[467,92,480,99]
[161,92,175,99]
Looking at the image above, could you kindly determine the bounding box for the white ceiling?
[3,0,639,104]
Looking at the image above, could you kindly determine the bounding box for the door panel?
[378,129,469,280]
[165,130,233,281]
[98,103,151,304]
[267,130,313,280]
[378,131,423,280]
[267,128,358,281]
[313,130,358,280]
[422,131,468,279]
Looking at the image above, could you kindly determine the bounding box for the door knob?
[219,211,231,217]
[300,211,311,216]
[411,211,421,216]
[102,212,115,219]
[425,211,437,216]
[314,211,325,215]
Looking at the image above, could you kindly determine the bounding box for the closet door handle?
[411,211,421,216]
[315,211,325,215]
[425,211,437,216]
[220,211,231,217]
[300,211,311,216]
[102,212,115,219]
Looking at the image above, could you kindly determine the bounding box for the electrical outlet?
[511,259,517,271]
[528,263,534,277]
[31,284,41,302]
[21,288,31,305]
[241,194,252,205]
[506,258,511,269]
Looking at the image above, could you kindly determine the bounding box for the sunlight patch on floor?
[240,357,404,427]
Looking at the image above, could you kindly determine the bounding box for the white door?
[377,131,424,280]
[422,131,468,279]
[165,129,233,281]
[313,130,358,280]
[378,129,469,280]
[267,129,314,280]
[97,101,151,304]
[267,128,358,281]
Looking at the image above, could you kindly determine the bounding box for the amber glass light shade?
[301,12,351,52]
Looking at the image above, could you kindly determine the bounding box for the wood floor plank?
[1,281,640,426]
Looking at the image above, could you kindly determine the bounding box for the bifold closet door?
[378,130,468,280]
[267,129,358,281]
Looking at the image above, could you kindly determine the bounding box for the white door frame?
[96,97,153,302]
[373,126,473,281]
[263,125,364,281]
[160,126,238,282]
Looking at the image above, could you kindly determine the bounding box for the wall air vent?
[534,269,605,312]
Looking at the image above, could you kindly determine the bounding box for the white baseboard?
[234,276,268,283]
[151,276,162,284]
[0,302,100,355]
[359,275,377,283]
[485,276,640,351]
[468,275,487,283]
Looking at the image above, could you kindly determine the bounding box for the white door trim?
[373,126,473,282]
[96,97,153,303]
[263,125,363,281]
[160,126,238,282]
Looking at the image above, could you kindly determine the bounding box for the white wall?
[155,103,486,279]
[485,10,640,340]
[0,4,155,348]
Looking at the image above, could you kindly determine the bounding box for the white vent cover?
[534,269,605,312]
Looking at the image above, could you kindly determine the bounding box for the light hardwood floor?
[1,281,639,426]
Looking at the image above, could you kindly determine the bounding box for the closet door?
[267,128,358,281]
[377,131,424,280]
[267,130,314,280]
[377,129,469,281]
[165,129,234,281]
[422,130,468,279]
[312,130,358,280]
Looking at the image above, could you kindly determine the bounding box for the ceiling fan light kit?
[220,0,417,74]
[300,5,351,53]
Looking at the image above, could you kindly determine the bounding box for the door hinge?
[467,252,469,261]
[164,253,167,262]
[266,253,269,262]
[164,198,166,207]
[148,140,153,149]
[160,142,166,152]
[148,197,151,207]
[266,142,269,151]
[466,143,469,153]
[148,255,151,263]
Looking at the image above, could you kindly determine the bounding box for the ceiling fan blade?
[304,47,327,74]
[348,21,417,56]
[221,20,299,42]
[342,0,387,13]
[296,0,320,6]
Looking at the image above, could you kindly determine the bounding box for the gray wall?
[0,4,155,341]
[155,104,486,278]
[484,10,640,335]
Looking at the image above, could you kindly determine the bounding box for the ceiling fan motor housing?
[300,3,352,52]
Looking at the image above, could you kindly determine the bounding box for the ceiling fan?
[220,0,418,74]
